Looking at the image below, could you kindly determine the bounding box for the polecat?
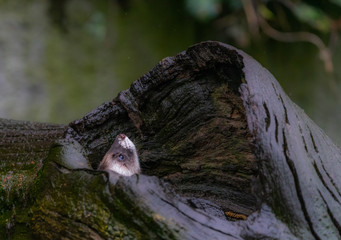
[98,134,140,176]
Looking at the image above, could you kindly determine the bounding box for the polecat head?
[97,134,140,176]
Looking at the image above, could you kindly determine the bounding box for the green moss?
[0,210,12,238]
[13,140,179,239]
[0,162,43,233]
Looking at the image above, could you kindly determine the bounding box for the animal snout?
[118,134,126,140]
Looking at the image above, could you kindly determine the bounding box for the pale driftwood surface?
[239,45,341,239]
[1,41,340,239]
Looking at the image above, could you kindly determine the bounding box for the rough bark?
[1,41,341,239]
[0,120,66,206]
[0,119,66,163]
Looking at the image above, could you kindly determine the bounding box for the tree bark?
[1,41,341,239]
[0,120,66,204]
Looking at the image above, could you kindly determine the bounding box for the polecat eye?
[118,154,125,160]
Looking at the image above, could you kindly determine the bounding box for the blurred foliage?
[293,2,330,32]
[47,0,341,66]
[0,0,340,143]
[185,0,222,21]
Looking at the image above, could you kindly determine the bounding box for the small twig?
[242,0,260,38]
[258,17,341,101]
[241,0,341,101]
[258,17,333,73]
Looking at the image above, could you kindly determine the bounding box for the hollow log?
[1,41,341,239]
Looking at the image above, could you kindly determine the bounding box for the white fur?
[118,136,136,150]
[118,136,140,174]
[108,161,137,176]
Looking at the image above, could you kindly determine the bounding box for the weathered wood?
[0,118,66,163]
[239,46,341,239]
[0,118,66,237]
[0,119,66,203]
[25,140,296,240]
[67,43,258,216]
[65,41,341,239]
[1,41,341,239]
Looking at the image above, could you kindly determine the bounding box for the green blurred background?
[0,0,340,145]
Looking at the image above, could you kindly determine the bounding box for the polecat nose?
[118,134,126,140]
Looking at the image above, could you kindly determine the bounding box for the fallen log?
[1,41,340,239]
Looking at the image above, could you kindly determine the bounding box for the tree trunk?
[1,41,341,239]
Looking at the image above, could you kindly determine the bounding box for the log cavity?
[136,52,259,216]
[68,42,260,218]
